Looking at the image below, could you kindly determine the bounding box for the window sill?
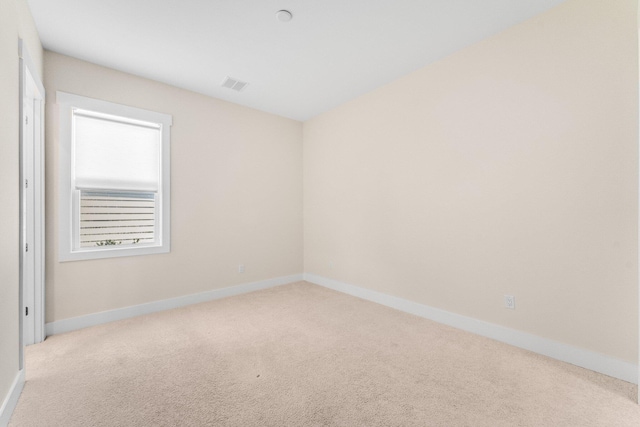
[59,243,170,262]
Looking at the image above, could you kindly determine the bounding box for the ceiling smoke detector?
[276,10,293,22]
[221,76,249,92]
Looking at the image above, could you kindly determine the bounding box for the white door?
[19,40,45,355]
[22,97,36,346]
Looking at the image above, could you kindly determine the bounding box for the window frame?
[57,91,172,261]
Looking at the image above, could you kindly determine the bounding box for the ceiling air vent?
[221,76,249,92]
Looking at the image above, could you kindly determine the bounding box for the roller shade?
[73,110,161,192]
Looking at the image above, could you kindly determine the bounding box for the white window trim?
[57,92,172,261]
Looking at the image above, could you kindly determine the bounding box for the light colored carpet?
[10,281,640,426]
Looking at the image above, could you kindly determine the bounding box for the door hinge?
[25,307,28,316]
[25,243,28,252]
[25,179,28,189]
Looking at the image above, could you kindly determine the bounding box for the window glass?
[79,191,156,248]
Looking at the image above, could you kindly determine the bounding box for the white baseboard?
[43,271,637,385]
[46,274,303,336]
[304,273,638,385]
[0,369,25,427]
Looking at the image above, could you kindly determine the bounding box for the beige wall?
[44,52,303,322]
[304,0,638,363]
[0,0,42,410]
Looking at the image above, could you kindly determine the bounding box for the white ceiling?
[27,0,567,121]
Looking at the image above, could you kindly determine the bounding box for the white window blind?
[73,110,161,192]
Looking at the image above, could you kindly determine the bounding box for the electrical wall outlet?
[238,264,245,273]
[504,295,515,309]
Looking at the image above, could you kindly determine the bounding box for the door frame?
[637,1,640,403]
[19,39,45,365]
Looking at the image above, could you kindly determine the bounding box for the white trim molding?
[304,273,638,385]
[0,370,25,427]
[46,274,303,336]
[43,272,637,385]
